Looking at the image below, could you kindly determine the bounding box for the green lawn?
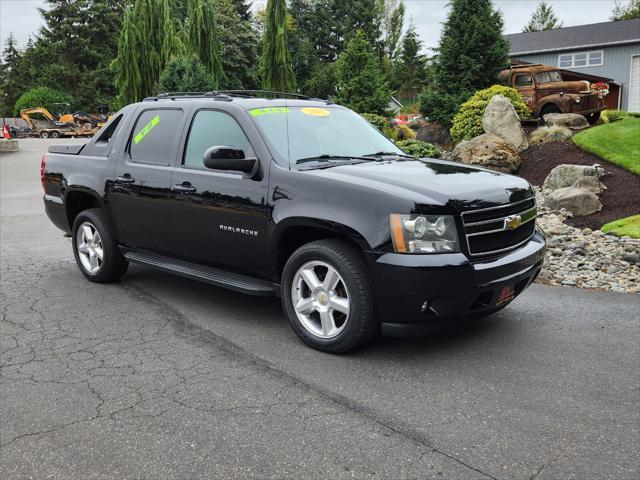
[601,214,640,239]
[573,118,640,175]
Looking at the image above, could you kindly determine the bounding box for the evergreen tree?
[112,0,182,107]
[187,0,224,86]
[611,0,640,20]
[156,56,215,93]
[260,0,296,91]
[231,0,253,21]
[216,0,260,89]
[395,24,428,97]
[335,31,392,115]
[0,34,25,116]
[523,1,563,32]
[384,0,406,60]
[419,0,509,126]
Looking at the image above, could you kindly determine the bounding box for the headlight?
[390,214,460,254]
[575,96,581,103]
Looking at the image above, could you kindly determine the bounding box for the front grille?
[462,198,537,256]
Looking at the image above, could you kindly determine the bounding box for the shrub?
[529,125,573,145]
[396,139,441,158]
[361,113,388,131]
[14,87,73,117]
[449,85,530,143]
[395,124,416,141]
[601,109,640,124]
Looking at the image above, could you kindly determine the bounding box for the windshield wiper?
[363,151,416,159]
[295,154,378,165]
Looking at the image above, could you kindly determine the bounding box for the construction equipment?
[20,107,96,138]
[54,103,110,128]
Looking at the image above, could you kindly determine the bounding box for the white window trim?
[557,50,604,69]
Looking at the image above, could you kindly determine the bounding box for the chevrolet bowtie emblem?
[504,215,522,230]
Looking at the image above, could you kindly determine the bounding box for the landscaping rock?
[481,95,528,152]
[546,187,602,216]
[543,113,590,130]
[416,123,451,146]
[0,139,19,152]
[451,134,520,173]
[542,164,604,191]
[571,175,604,193]
[407,116,429,130]
[532,187,639,294]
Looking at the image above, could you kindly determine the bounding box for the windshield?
[249,106,404,167]
[534,71,563,83]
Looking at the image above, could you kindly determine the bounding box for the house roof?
[506,18,640,56]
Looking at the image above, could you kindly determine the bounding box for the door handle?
[116,175,135,183]
[174,183,196,193]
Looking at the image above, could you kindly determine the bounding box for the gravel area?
[534,188,640,293]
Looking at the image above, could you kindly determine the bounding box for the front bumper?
[368,229,545,335]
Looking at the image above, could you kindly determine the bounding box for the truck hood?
[313,158,533,210]
[539,80,591,94]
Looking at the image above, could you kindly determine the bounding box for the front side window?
[514,75,533,87]
[129,109,183,165]
[250,106,403,167]
[183,110,253,169]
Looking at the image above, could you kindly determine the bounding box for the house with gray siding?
[505,18,640,112]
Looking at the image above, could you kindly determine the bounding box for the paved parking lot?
[1,139,639,479]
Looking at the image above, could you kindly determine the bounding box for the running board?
[124,251,277,296]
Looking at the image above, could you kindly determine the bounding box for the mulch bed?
[517,140,640,230]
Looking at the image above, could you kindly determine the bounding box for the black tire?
[585,112,601,124]
[50,130,61,138]
[540,104,561,122]
[281,239,376,353]
[72,208,128,283]
[39,131,50,139]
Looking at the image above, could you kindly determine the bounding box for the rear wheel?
[72,209,128,283]
[50,130,61,138]
[39,131,50,139]
[281,239,376,353]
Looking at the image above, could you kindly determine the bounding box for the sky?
[0,0,631,54]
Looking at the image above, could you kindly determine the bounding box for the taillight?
[40,154,47,192]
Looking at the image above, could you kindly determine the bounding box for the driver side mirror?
[203,146,258,177]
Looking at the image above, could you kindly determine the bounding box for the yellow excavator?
[20,107,95,138]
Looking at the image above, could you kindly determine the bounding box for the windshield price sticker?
[134,115,160,144]
[250,107,290,117]
[301,107,330,117]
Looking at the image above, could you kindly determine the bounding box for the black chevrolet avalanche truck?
[43,92,545,353]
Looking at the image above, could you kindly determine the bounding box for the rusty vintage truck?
[499,64,607,124]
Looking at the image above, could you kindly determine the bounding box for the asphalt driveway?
[1,139,639,479]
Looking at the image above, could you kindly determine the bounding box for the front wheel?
[585,112,601,124]
[72,209,128,283]
[281,239,376,353]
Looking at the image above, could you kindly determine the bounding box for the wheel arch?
[270,218,372,280]
[64,189,103,229]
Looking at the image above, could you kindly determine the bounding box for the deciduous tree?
[611,0,640,20]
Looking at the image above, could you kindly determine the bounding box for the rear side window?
[183,110,252,169]
[129,109,182,165]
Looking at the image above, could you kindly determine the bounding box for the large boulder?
[416,123,451,147]
[481,95,528,152]
[407,116,429,130]
[543,113,589,130]
[546,187,602,216]
[542,164,604,190]
[572,175,605,194]
[451,134,521,173]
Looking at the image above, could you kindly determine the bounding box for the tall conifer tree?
[260,0,296,91]
[523,1,563,32]
[187,0,224,86]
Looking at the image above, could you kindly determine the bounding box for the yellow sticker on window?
[250,107,290,117]
[301,107,330,117]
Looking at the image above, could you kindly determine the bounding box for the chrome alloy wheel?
[291,261,350,339]
[76,222,104,274]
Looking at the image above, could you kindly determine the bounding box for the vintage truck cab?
[499,64,607,123]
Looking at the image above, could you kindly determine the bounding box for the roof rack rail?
[142,89,334,104]
[143,91,226,101]
[218,90,313,99]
